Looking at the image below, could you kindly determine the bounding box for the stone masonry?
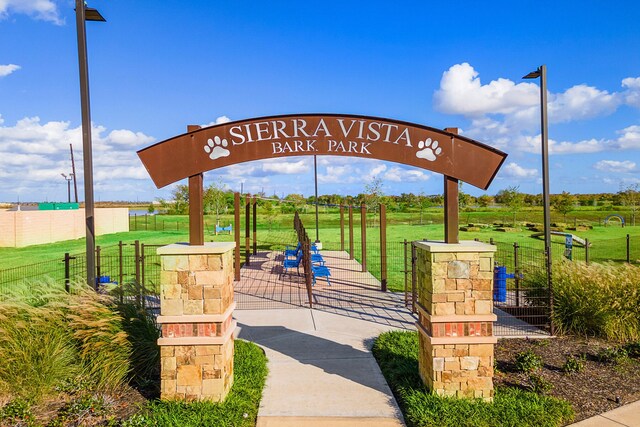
[156,242,236,402]
[414,240,497,401]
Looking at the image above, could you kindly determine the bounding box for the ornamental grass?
[0,280,131,401]
[524,261,640,341]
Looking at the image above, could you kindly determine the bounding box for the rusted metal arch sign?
[137,114,507,243]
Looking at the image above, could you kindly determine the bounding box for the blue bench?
[215,224,233,234]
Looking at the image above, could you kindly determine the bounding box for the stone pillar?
[156,242,236,402]
[414,241,497,401]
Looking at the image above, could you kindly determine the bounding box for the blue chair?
[283,251,303,275]
[312,265,331,286]
[311,253,325,265]
[285,242,301,258]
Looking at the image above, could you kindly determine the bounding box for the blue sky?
[1,0,639,202]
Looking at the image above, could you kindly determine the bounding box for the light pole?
[314,155,321,248]
[523,65,553,334]
[75,0,105,289]
[61,173,73,203]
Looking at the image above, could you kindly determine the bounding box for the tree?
[417,192,432,224]
[618,183,639,226]
[551,191,576,222]
[157,184,189,215]
[496,186,524,226]
[262,201,279,231]
[284,193,306,213]
[364,177,384,226]
[203,179,228,225]
[477,194,493,208]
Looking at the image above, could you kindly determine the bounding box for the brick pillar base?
[414,241,497,401]
[157,242,236,402]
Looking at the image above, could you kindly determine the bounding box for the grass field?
[1,208,638,293]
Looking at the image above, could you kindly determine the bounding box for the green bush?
[524,261,640,341]
[372,331,573,427]
[596,346,629,365]
[514,350,543,373]
[0,281,131,402]
[562,355,586,374]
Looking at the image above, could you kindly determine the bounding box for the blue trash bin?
[493,266,507,303]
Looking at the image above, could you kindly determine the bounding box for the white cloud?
[593,160,637,173]
[614,125,640,150]
[434,63,539,117]
[622,77,640,108]
[262,160,308,175]
[500,162,538,179]
[548,85,621,122]
[0,114,156,201]
[201,116,232,128]
[383,167,431,183]
[0,64,20,77]
[0,0,61,24]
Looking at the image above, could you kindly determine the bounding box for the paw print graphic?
[204,136,230,160]
[416,138,442,162]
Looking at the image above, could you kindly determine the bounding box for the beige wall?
[0,208,129,247]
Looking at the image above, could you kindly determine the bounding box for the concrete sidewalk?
[569,400,640,427]
[234,308,414,427]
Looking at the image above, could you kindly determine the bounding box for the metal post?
[70,143,79,203]
[348,206,354,260]
[380,203,387,292]
[360,203,367,272]
[252,196,257,255]
[339,205,345,251]
[118,240,123,302]
[134,240,141,305]
[245,194,251,266]
[627,234,631,263]
[585,238,589,264]
[75,0,103,289]
[64,252,71,293]
[314,155,320,244]
[188,173,204,245]
[141,243,146,308]
[513,242,520,307]
[234,192,241,281]
[403,239,408,306]
[96,245,101,283]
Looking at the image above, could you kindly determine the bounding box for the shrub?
[596,346,628,365]
[562,355,586,374]
[526,373,553,394]
[0,281,131,402]
[523,261,640,341]
[515,350,543,373]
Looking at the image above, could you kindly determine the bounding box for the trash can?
[493,265,507,303]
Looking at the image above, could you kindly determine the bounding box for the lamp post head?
[84,7,106,22]
[523,69,542,79]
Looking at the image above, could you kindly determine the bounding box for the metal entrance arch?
[137,113,507,245]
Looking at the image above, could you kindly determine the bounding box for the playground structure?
[604,214,625,227]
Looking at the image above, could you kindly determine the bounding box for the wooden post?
[187,125,204,246]
[252,196,257,255]
[361,203,367,272]
[444,176,459,244]
[234,192,241,281]
[245,194,251,266]
[380,203,387,292]
[348,206,354,260]
[340,205,345,252]
[443,128,460,244]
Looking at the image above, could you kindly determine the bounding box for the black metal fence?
[0,241,162,309]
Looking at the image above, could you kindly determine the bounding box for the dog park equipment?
[214,224,232,234]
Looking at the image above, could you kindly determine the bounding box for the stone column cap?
[157,241,236,255]
[414,240,496,253]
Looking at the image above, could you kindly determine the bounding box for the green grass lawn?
[122,339,268,427]
[1,210,638,292]
[372,331,574,427]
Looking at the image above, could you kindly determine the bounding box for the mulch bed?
[495,336,640,423]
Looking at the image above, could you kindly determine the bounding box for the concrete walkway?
[569,400,640,427]
[234,308,414,427]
